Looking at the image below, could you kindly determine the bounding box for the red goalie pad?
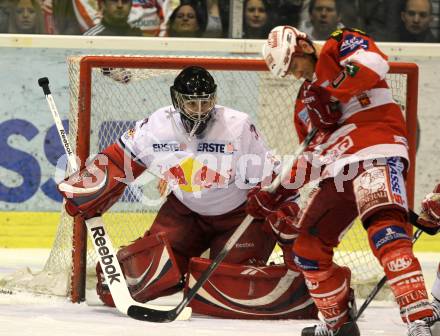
[96,232,184,306]
[117,232,184,302]
[185,257,318,320]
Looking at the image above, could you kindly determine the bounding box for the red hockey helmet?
[262,26,311,78]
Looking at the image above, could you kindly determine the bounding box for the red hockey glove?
[418,183,440,233]
[266,197,301,245]
[302,83,342,130]
[246,185,297,219]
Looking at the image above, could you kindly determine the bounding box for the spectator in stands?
[83,0,142,36]
[269,0,304,28]
[242,0,274,39]
[8,0,45,34]
[313,1,403,42]
[399,0,436,42]
[0,0,12,33]
[74,0,171,36]
[39,1,81,34]
[299,0,343,40]
[336,0,361,28]
[186,0,228,38]
[72,0,100,33]
[127,0,171,36]
[166,2,203,37]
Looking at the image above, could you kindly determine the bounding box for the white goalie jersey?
[118,105,276,216]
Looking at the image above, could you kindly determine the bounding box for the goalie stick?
[126,127,319,322]
[37,77,192,321]
[355,217,424,322]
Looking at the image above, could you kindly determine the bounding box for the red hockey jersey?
[290,28,409,184]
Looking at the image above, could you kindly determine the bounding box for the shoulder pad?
[330,28,369,42]
[329,29,344,41]
[348,28,369,36]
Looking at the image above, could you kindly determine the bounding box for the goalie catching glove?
[246,186,301,244]
[57,143,145,219]
[418,183,440,234]
[302,82,342,130]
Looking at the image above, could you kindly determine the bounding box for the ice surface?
[0,249,439,336]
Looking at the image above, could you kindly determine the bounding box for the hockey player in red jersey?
[247,25,435,335]
[418,183,440,327]
[57,66,318,320]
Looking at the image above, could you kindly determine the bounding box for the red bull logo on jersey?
[162,157,230,193]
[163,165,188,186]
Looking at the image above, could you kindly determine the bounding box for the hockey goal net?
[4,56,419,303]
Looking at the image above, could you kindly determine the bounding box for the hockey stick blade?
[355,211,423,321]
[127,305,177,323]
[127,128,319,323]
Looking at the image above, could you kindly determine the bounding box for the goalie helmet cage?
[54,56,417,303]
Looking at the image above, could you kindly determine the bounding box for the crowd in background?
[0,0,439,42]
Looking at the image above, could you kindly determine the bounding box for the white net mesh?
[2,56,412,302]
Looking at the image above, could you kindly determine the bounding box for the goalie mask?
[171,66,217,137]
[262,25,312,78]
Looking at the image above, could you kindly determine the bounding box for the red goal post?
[65,56,418,303]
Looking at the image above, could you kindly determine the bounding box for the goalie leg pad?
[367,210,433,322]
[117,231,184,302]
[96,231,183,306]
[185,257,318,320]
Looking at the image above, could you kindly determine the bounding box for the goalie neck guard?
[171,66,217,137]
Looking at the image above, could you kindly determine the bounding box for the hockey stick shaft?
[38,78,78,171]
[355,214,423,322]
[127,127,319,322]
[38,77,191,321]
